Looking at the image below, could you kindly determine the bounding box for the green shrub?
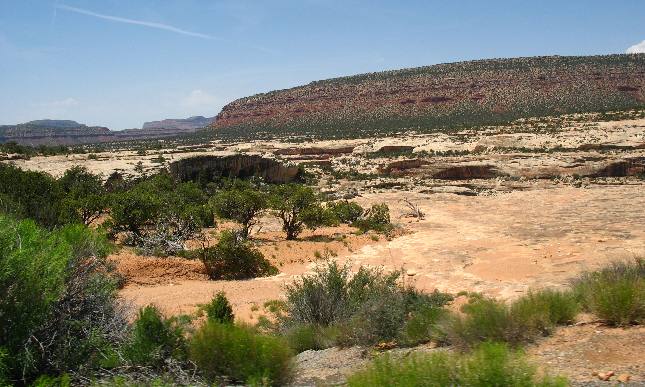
[510,289,578,333]
[189,322,293,386]
[572,258,644,325]
[202,292,235,324]
[283,261,452,346]
[448,290,578,348]
[401,306,451,346]
[200,230,278,280]
[124,305,187,368]
[0,216,124,383]
[283,324,339,353]
[347,342,567,387]
[327,200,364,224]
[352,203,393,233]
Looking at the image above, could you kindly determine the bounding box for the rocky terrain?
[212,54,645,139]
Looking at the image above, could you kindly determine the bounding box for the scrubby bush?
[282,324,339,353]
[0,164,65,227]
[269,184,332,240]
[347,342,567,387]
[189,322,293,386]
[572,258,644,325]
[447,289,578,348]
[211,185,267,238]
[58,165,106,225]
[200,230,278,280]
[352,203,393,233]
[108,173,214,254]
[282,261,452,346]
[202,292,235,324]
[327,200,364,224]
[124,305,187,369]
[0,216,125,383]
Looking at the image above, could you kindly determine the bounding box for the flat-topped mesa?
[211,54,645,138]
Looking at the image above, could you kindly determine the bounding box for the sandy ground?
[118,183,645,321]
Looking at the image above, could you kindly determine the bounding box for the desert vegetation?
[1,156,644,385]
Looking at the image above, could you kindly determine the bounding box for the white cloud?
[180,90,219,109]
[41,97,79,108]
[57,4,221,41]
[626,40,645,54]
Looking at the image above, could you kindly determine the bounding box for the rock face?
[211,54,645,138]
[375,145,415,154]
[432,164,503,180]
[169,154,301,183]
[142,116,214,130]
[275,146,355,156]
[588,157,645,177]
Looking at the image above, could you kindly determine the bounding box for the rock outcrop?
[432,165,504,180]
[275,146,355,156]
[169,154,301,183]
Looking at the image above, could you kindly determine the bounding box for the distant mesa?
[142,116,214,131]
[0,116,215,146]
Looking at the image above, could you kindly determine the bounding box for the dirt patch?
[111,251,208,286]
[529,323,645,384]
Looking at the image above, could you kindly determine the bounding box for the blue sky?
[1,0,644,129]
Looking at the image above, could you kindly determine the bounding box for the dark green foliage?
[0,163,65,227]
[352,203,393,233]
[203,292,235,324]
[58,166,107,225]
[347,342,567,387]
[572,258,644,325]
[124,306,187,368]
[327,200,364,224]
[200,230,278,280]
[283,261,452,346]
[269,184,329,240]
[189,321,294,386]
[107,173,214,254]
[0,216,124,384]
[211,184,267,238]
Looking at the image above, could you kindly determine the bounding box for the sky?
[1,0,644,130]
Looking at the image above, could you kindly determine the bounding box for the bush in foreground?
[346,342,567,387]
[202,292,235,324]
[282,261,452,347]
[447,289,578,348]
[123,305,187,369]
[200,230,278,280]
[0,216,125,383]
[189,321,293,386]
[572,258,644,325]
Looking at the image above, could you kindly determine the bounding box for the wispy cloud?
[626,40,645,54]
[41,97,79,108]
[56,4,221,40]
